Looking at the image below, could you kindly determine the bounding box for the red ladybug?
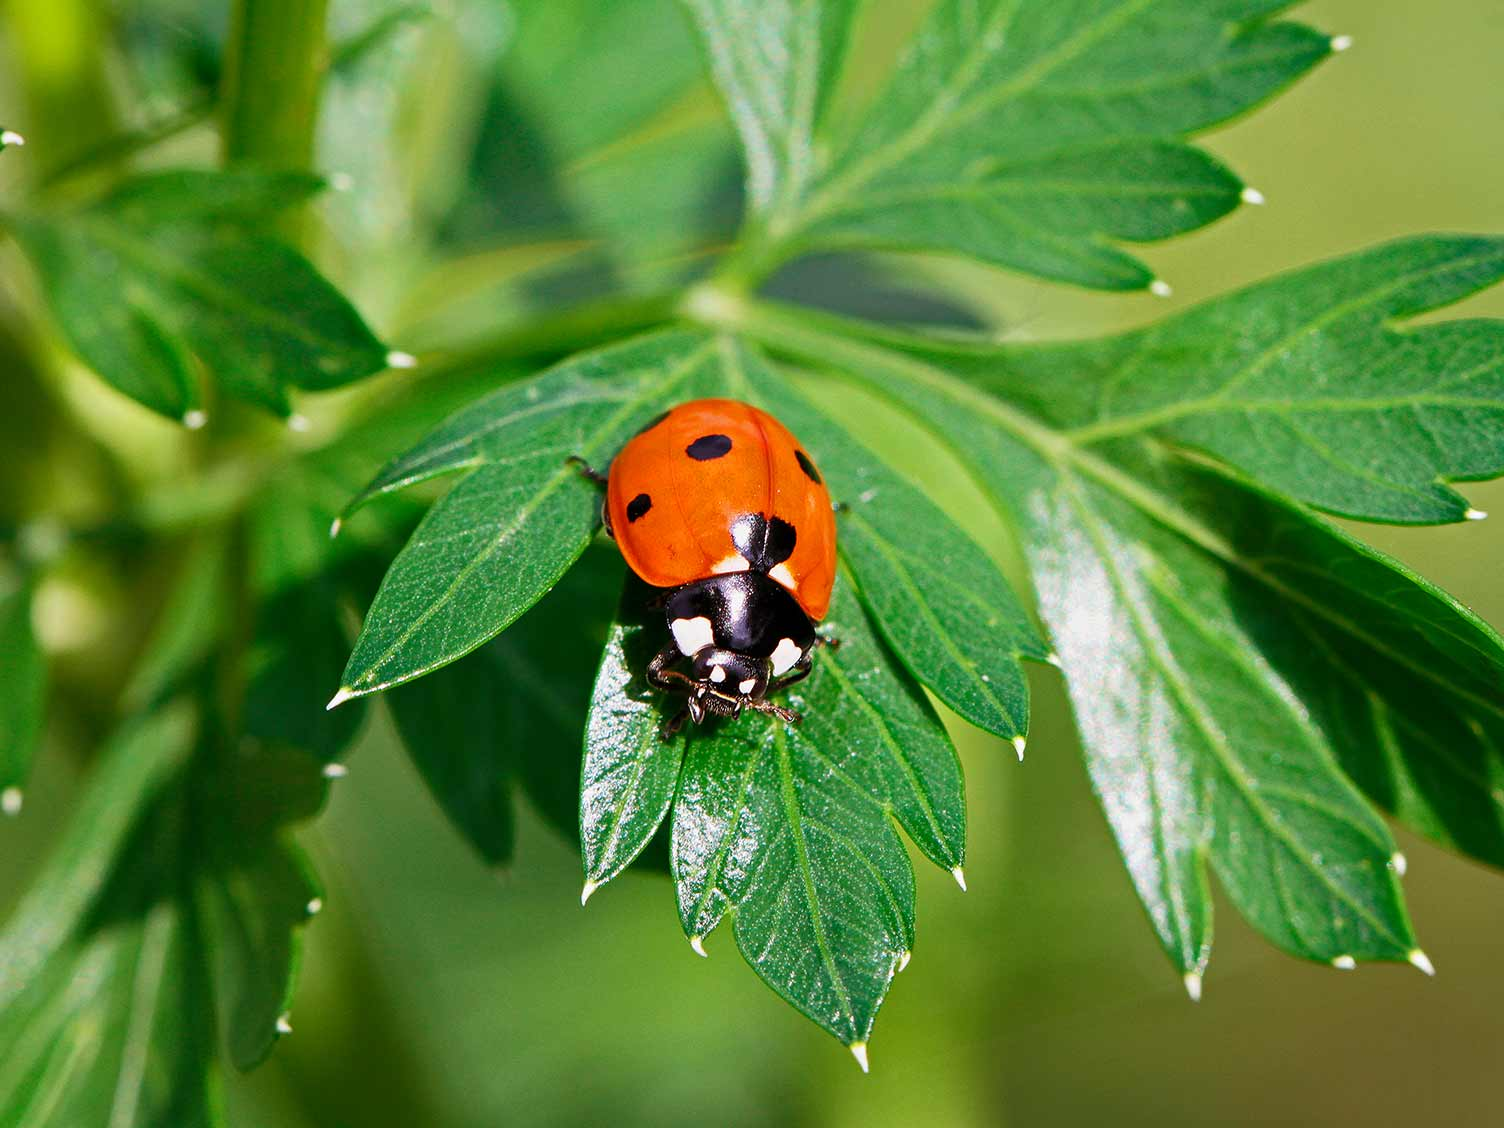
[573,398,837,735]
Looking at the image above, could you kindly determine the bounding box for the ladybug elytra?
[573,398,837,737]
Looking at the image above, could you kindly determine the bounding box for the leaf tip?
[580,879,601,906]
[1389,851,1408,877]
[849,1042,870,1074]
[306,897,324,917]
[322,762,349,779]
[896,949,912,974]
[1,129,24,148]
[1045,652,1062,668]
[950,866,968,892]
[325,687,356,712]
[1182,971,1202,1002]
[1240,186,1266,207]
[386,349,418,370]
[182,409,208,430]
[1,787,22,817]
[690,934,708,958]
[276,1014,293,1035]
[1149,279,1173,299]
[1331,954,1357,970]
[1011,734,1026,761]
[1464,508,1488,522]
[1330,34,1354,53]
[1408,949,1436,977]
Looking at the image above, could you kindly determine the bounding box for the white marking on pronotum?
[326,687,355,711]
[386,350,418,369]
[580,880,600,906]
[1,787,22,817]
[768,562,796,590]
[710,554,750,575]
[182,409,208,430]
[1389,852,1408,877]
[951,866,967,892]
[1465,508,1488,521]
[276,1015,293,1034]
[849,1042,870,1074]
[1240,186,1266,206]
[307,898,323,916]
[1183,971,1203,1002]
[1149,279,1173,298]
[897,950,912,973]
[709,664,726,683]
[1408,949,1435,976]
[770,637,802,676]
[322,763,348,779]
[671,616,715,657]
[1,130,24,147]
[1330,34,1354,52]
[1332,955,1356,970]
[1011,735,1026,761]
[690,935,708,958]
[738,678,757,695]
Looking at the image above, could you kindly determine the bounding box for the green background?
[3,1,1503,1124]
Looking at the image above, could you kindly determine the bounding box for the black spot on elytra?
[686,433,733,461]
[731,513,797,571]
[794,449,822,485]
[626,493,653,522]
[635,410,671,437]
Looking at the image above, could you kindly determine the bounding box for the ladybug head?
[687,647,771,720]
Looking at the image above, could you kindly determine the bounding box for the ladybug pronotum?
[573,398,837,736]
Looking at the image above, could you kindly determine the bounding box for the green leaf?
[336,330,727,699]
[712,340,1048,741]
[705,0,1329,288]
[973,235,1504,522]
[0,580,46,807]
[681,0,857,221]
[8,169,389,419]
[388,544,623,865]
[667,576,962,1048]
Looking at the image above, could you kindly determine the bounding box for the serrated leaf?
[713,339,1048,740]
[8,170,388,418]
[388,545,623,865]
[974,235,1504,522]
[337,330,727,699]
[666,576,961,1045]
[701,0,1329,289]
[0,580,46,802]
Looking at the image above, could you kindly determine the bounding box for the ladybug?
[572,398,838,736]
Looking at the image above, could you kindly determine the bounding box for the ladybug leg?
[646,642,696,694]
[746,698,802,725]
[565,455,609,486]
[662,705,692,740]
[766,654,813,694]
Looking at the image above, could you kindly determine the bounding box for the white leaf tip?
[1,130,24,147]
[322,762,349,779]
[580,879,600,906]
[1183,971,1203,1002]
[386,350,418,369]
[950,866,967,892]
[325,687,355,711]
[1408,949,1435,977]
[1149,279,1173,298]
[1240,186,1266,206]
[1464,508,1488,521]
[897,949,912,973]
[1011,735,1026,760]
[1332,954,1356,970]
[1,787,22,817]
[1330,34,1354,52]
[306,897,323,916]
[849,1042,869,1073]
[1045,652,1062,668]
[182,409,208,430]
[276,1015,293,1034]
[690,935,708,958]
[1389,851,1408,877]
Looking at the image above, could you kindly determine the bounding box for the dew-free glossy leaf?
[0,581,46,803]
[9,170,388,418]
[973,235,1504,522]
[714,341,1048,740]
[783,0,1328,288]
[338,331,726,698]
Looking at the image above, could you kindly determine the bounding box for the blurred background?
[3,1,1503,1124]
